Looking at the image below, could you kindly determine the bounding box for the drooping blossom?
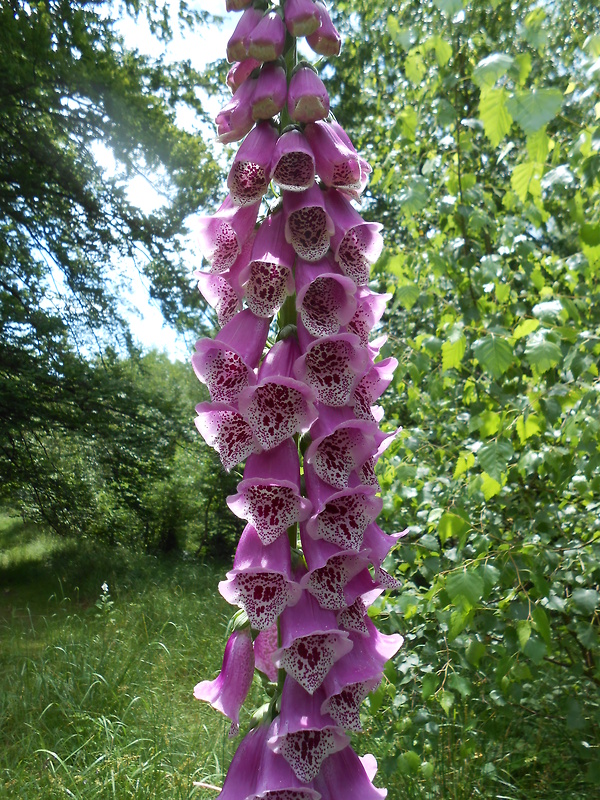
[191,4,403,798]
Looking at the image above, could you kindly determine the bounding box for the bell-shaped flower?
[251,60,288,119]
[243,212,296,318]
[193,628,255,732]
[287,63,330,124]
[228,121,279,206]
[322,618,403,700]
[192,309,269,404]
[295,257,357,338]
[226,6,263,62]
[352,357,398,421]
[351,422,399,490]
[336,597,370,637]
[194,402,260,472]
[324,190,384,285]
[227,57,261,93]
[246,9,286,63]
[254,732,323,799]
[239,338,319,451]
[194,233,255,328]
[363,522,408,572]
[304,407,393,491]
[216,74,257,143]
[193,195,259,273]
[274,590,353,694]
[321,676,380,732]
[284,184,334,262]
[254,623,279,683]
[227,439,313,546]
[270,128,316,192]
[304,122,362,196]
[216,723,266,800]
[329,120,372,199]
[345,286,392,347]
[219,524,302,630]
[306,2,342,57]
[285,0,321,37]
[293,333,369,408]
[312,747,388,800]
[300,534,371,611]
[268,679,349,782]
[304,466,383,551]
[195,270,242,328]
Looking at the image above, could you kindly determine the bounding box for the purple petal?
[312,746,387,800]
[284,0,321,37]
[306,2,342,58]
[252,60,288,119]
[288,65,330,123]
[254,624,279,683]
[271,129,316,192]
[226,6,263,62]
[246,10,286,63]
[284,184,334,262]
[294,334,369,407]
[193,629,254,725]
[194,402,259,472]
[228,122,279,206]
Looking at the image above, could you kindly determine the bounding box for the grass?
[0,512,239,799]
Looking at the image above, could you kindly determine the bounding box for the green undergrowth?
[0,512,239,799]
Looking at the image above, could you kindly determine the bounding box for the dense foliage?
[0,0,228,546]
[323,0,600,795]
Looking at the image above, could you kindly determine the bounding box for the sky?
[108,1,235,361]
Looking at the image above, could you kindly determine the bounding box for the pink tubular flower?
[216,76,257,143]
[293,333,369,408]
[194,402,259,472]
[254,736,323,799]
[215,724,266,800]
[288,63,330,123]
[306,2,342,57]
[270,128,316,192]
[268,678,349,782]
[273,590,354,694]
[325,190,384,284]
[227,438,313,546]
[191,309,268,404]
[193,628,254,732]
[243,211,296,318]
[238,339,319,451]
[193,195,259,273]
[226,6,263,63]
[304,122,363,195]
[252,60,288,119]
[228,121,279,206]
[330,120,372,198]
[219,524,301,630]
[285,0,321,37]
[312,747,388,800]
[195,270,242,328]
[226,57,260,93]
[254,623,279,683]
[284,184,334,262]
[246,9,286,63]
[295,257,357,338]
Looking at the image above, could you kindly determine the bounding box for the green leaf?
[477,439,513,481]
[472,334,514,379]
[532,606,551,646]
[517,619,531,650]
[442,329,466,371]
[397,750,421,775]
[472,53,514,88]
[479,87,513,147]
[511,161,543,202]
[399,108,418,141]
[438,512,470,544]
[398,176,429,214]
[506,89,563,134]
[447,569,484,609]
[431,35,452,67]
[481,473,502,500]
[448,673,472,697]
[516,414,541,443]
[524,332,562,372]
[437,689,455,716]
[422,672,440,700]
[572,589,599,613]
[395,283,420,309]
[513,318,540,339]
[580,223,600,247]
[404,49,426,85]
[466,640,486,667]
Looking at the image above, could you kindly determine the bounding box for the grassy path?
[0,513,238,799]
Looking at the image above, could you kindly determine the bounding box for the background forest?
[1,0,599,798]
